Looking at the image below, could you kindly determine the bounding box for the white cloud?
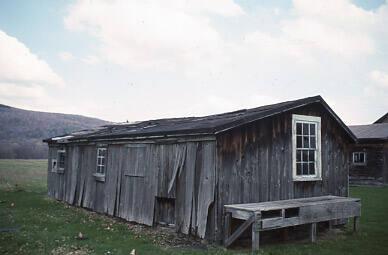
[0,30,66,113]
[51,0,388,124]
[0,82,46,99]
[58,51,74,61]
[370,70,388,89]
[64,0,381,73]
[283,0,376,56]
[0,30,64,87]
[64,0,242,71]
[81,55,100,65]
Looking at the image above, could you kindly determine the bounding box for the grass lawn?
[1,159,388,254]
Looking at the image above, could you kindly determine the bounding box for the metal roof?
[374,112,388,124]
[44,95,356,143]
[349,123,388,142]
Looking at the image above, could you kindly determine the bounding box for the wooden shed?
[349,119,388,185]
[44,95,356,243]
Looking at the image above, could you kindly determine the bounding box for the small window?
[96,148,107,175]
[57,149,66,171]
[292,114,322,181]
[51,159,57,173]
[353,152,366,165]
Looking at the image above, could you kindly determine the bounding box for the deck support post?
[310,223,317,243]
[252,211,261,252]
[328,220,333,231]
[224,212,232,243]
[353,216,359,232]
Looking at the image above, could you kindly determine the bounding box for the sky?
[0,0,387,125]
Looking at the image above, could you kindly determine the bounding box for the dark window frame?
[352,151,367,165]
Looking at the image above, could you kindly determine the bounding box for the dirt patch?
[51,245,92,255]
[61,202,211,250]
[126,223,209,250]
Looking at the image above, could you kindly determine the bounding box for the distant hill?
[0,104,110,159]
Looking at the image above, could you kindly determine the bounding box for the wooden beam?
[224,214,255,248]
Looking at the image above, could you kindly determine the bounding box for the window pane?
[302,150,308,161]
[310,124,316,135]
[302,163,309,175]
[296,150,301,162]
[101,166,105,174]
[296,123,302,135]
[303,136,309,148]
[58,152,65,168]
[310,136,316,149]
[309,163,315,175]
[297,163,302,175]
[354,153,359,162]
[308,150,315,161]
[297,136,302,148]
[303,123,309,135]
[354,152,366,164]
[98,148,105,157]
[101,157,105,166]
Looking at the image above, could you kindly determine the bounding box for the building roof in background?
[349,123,388,142]
[44,95,356,143]
[374,112,388,124]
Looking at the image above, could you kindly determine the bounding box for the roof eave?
[356,137,388,144]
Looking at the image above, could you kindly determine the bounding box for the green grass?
[0,159,47,193]
[0,159,388,254]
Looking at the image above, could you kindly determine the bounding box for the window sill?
[93,173,105,182]
[57,169,65,174]
[293,177,322,182]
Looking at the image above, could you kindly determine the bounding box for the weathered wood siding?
[47,141,216,239]
[215,103,351,241]
[47,103,352,242]
[349,143,388,184]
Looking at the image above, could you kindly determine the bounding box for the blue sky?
[0,0,387,124]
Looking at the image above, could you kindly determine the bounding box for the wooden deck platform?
[223,196,361,251]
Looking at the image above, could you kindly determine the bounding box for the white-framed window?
[352,152,366,165]
[51,159,57,173]
[292,114,322,181]
[57,149,66,171]
[96,148,107,175]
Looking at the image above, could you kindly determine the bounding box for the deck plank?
[225,196,360,212]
